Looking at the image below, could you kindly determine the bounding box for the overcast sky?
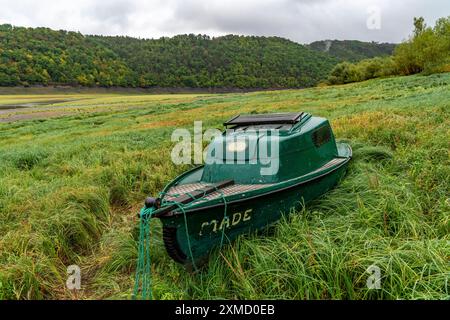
[0,0,448,43]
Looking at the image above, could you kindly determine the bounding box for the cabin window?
[312,126,331,147]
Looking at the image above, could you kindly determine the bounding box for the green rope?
[169,201,199,272]
[133,184,230,298]
[159,186,229,271]
[214,187,228,249]
[133,207,154,300]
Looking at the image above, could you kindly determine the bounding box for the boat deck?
[163,157,347,203]
[164,182,271,202]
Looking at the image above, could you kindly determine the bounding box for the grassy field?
[0,73,449,300]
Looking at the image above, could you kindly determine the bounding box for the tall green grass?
[0,73,449,299]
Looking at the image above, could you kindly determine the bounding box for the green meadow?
[0,73,449,299]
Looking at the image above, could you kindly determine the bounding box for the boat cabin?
[201,112,339,184]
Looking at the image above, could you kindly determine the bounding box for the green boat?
[142,112,352,267]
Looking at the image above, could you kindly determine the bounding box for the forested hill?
[0,24,341,88]
[90,34,338,88]
[0,24,135,87]
[308,40,396,62]
[1,24,391,89]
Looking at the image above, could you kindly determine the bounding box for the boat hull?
[159,160,349,266]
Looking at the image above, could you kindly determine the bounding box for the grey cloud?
[164,0,450,43]
[0,0,448,43]
[85,1,136,29]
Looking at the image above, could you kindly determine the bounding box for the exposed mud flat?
[0,99,84,121]
[0,99,77,113]
[0,111,76,122]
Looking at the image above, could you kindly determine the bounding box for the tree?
[328,15,450,83]
[413,17,427,38]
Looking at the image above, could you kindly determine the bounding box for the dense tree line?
[327,16,450,85]
[0,23,413,89]
[90,34,341,88]
[0,25,340,88]
[0,24,134,87]
[308,40,396,62]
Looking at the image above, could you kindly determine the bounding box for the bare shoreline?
[0,85,306,95]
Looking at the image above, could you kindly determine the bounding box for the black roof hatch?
[224,112,304,127]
